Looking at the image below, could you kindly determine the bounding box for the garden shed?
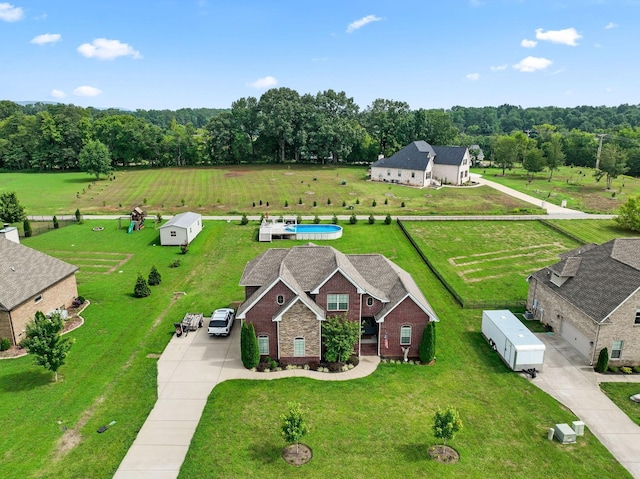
[481,310,545,371]
[159,212,203,246]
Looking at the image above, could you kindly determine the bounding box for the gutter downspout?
[591,322,601,366]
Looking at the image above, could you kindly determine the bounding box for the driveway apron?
[533,333,640,478]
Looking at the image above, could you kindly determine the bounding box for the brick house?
[0,232,79,346]
[527,238,640,366]
[370,141,471,187]
[236,243,439,363]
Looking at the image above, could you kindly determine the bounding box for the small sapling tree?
[22,311,74,382]
[281,402,309,455]
[134,273,151,298]
[433,406,463,452]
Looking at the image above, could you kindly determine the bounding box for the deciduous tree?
[78,139,112,180]
[615,195,640,232]
[281,402,309,455]
[322,314,360,363]
[594,143,628,190]
[433,406,463,450]
[22,311,74,382]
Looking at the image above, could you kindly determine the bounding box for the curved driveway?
[113,325,379,479]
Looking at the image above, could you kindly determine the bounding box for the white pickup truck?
[207,308,235,336]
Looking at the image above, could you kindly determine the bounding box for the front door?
[361,317,378,356]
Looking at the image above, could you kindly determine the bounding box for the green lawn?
[400,220,581,304]
[600,383,640,427]
[546,219,640,244]
[1,165,543,216]
[0,220,631,478]
[473,165,640,214]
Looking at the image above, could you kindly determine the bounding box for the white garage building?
[159,212,203,246]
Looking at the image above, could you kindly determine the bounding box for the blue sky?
[1,0,638,111]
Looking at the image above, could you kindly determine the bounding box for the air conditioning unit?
[572,421,585,436]
[554,423,576,444]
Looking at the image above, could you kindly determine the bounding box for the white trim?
[237,277,296,319]
[310,268,365,295]
[272,296,324,322]
[257,334,269,355]
[294,336,305,357]
[376,293,440,323]
[400,325,412,345]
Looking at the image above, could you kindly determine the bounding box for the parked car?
[208,308,235,336]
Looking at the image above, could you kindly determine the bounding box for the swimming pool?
[284,224,343,240]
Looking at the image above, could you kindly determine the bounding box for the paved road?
[533,333,640,478]
[113,324,380,479]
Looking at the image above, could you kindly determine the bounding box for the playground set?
[118,207,147,233]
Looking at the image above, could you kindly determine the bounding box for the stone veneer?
[279,301,321,360]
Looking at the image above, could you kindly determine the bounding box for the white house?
[159,212,203,246]
[370,141,471,187]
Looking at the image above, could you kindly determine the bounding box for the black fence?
[397,219,527,310]
[17,216,81,237]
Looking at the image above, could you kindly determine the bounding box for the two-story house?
[236,243,439,363]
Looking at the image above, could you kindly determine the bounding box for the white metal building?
[159,212,203,246]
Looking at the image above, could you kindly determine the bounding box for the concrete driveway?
[532,332,640,478]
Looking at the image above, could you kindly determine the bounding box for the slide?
[127,222,134,234]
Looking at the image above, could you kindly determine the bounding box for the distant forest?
[1,89,639,176]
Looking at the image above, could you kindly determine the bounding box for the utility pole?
[595,133,606,169]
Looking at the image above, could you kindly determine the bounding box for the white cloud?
[30,33,61,45]
[594,42,602,48]
[346,15,382,33]
[466,73,480,81]
[0,2,24,22]
[51,89,66,99]
[513,56,552,72]
[77,38,141,60]
[535,27,582,46]
[490,64,507,71]
[73,85,102,97]
[521,39,537,48]
[605,22,618,29]
[248,76,278,89]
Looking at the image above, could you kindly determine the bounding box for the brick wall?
[7,275,78,346]
[379,297,430,359]
[596,290,640,366]
[317,272,360,323]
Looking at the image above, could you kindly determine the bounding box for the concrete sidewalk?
[532,333,640,478]
[113,325,380,478]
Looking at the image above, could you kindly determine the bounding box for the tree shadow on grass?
[397,442,427,462]
[247,441,283,465]
[0,369,53,392]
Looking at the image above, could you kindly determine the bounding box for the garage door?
[560,319,592,359]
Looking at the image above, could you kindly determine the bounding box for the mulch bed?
[428,445,460,464]
[282,443,312,466]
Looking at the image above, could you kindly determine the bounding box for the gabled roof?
[432,146,469,166]
[0,238,78,311]
[531,238,640,323]
[159,212,201,230]
[238,243,439,322]
[371,141,435,172]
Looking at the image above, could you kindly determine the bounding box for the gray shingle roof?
[238,243,438,322]
[531,238,640,323]
[371,141,435,172]
[0,238,78,311]
[159,212,201,230]
[432,146,468,166]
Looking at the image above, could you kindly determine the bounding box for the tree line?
[1,92,639,176]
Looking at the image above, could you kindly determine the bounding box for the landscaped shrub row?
[253,354,362,373]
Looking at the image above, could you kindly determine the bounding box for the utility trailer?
[181,313,204,332]
[482,310,545,372]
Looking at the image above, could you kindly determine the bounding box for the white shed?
[159,212,203,246]
[481,310,545,371]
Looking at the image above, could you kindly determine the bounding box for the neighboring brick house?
[0,233,79,346]
[527,238,640,366]
[236,243,439,363]
[370,141,471,187]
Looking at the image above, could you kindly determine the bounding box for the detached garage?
[159,212,203,246]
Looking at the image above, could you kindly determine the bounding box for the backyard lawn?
[399,220,582,305]
[0,219,632,478]
[1,165,543,217]
[474,165,640,214]
[545,218,640,244]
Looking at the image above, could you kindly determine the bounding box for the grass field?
[474,165,640,214]
[546,219,640,244]
[600,383,640,427]
[400,220,581,304]
[0,220,632,478]
[1,165,544,216]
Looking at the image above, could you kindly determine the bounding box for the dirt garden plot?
[47,251,134,274]
[402,220,582,303]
